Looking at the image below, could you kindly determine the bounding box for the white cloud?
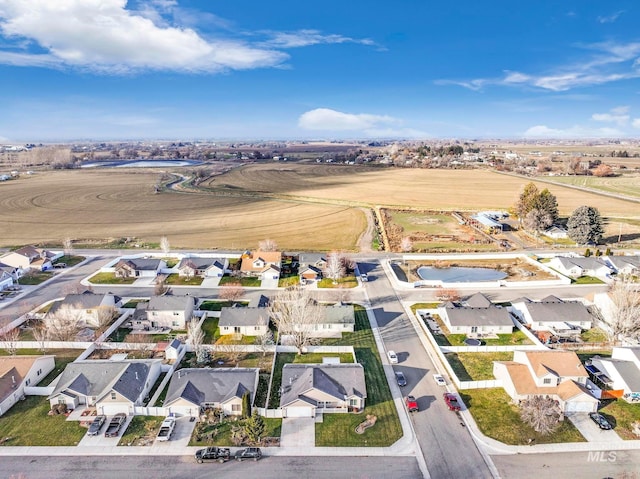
[523,124,622,139]
[262,29,375,49]
[597,11,624,24]
[0,0,287,72]
[632,118,640,129]
[440,41,640,92]
[591,106,630,125]
[298,108,400,131]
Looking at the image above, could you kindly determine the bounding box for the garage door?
[565,401,596,413]
[285,406,314,418]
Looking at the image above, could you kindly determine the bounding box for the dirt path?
[356,207,375,253]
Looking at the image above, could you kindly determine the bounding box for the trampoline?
[464,338,482,346]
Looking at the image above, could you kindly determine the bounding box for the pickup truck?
[104,413,126,437]
[195,447,231,463]
[156,417,175,442]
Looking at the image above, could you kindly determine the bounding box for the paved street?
[360,259,494,479]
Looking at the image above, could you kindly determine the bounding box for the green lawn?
[199,300,249,311]
[315,307,402,447]
[190,417,282,447]
[598,400,640,440]
[581,327,610,343]
[219,276,262,287]
[17,272,53,285]
[278,275,300,287]
[40,352,82,386]
[88,272,137,284]
[122,299,147,308]
[118,416,164,446]
[445,352,513,381]
[573,276,605,284]
[0,396,86,446]
[445,330,532,347]
[164,274,204,286]
[410,303,441,313]
[162,257,179,268]
[317,276,358,288]
[54,255,85,267]
[201,317,220,343]
[460,388,586,445]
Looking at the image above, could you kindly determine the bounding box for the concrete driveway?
[567,413,623,442]
[280,417,315,447]
[151,416,196,449]
[78,415,134,447]
[260,277,280,289]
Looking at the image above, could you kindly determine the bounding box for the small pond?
[417,266,507,283]
[82,160,201,168]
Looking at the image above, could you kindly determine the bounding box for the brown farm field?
[1,164,639,250]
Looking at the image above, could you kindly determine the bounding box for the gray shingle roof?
[219,307,269,327]
[599,359,640,392]
[556,256,611,271]
[164,368,259,407]
[465,293,492,308]
[521,298,593,323]
[48,360,159,402]
[280,363,366,407]
[608,256,640,270]
[445,306,513,328]
[48,292,115,316]
[148,295,195,311]
[178,257,225,270]
[123,258,163,271]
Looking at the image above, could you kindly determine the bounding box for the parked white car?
[433,374,446,386]
[387,350,398,364]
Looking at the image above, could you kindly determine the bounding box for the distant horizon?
[1,1,640,141]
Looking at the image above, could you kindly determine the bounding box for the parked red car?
[443,392,461,411]
[405,395,418,412]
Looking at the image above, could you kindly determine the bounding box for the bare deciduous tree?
[160,236,170,254]
[219,284,245,302]
[63,237,74,257]
[324,253,345,285]
[436,288,461,302]
[258,239,278,252]
[46,303,85,341]
[62,282,92,295]
[32,323,50,352]
[0,327,20,355]
[154,275,170,296]
[607,278,640,343]
[268,285,323,354]
[187,317,207,363]
[255,315,274,356]
[524,208,553,239]
[520,395,562,435]
[95,306,119,334]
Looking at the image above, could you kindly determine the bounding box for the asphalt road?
[492,449,640,479]
[0,455,421,479]
[360,260,494,479]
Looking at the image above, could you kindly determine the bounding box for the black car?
[195,447,231,463]
[235,447,262,461]
[395,371,407,387]
[589,412,613,430]
[87,415,106,436]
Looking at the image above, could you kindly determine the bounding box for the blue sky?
[1,0,640,141]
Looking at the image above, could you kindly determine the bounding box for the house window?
[255,326,260,331]
[349,399,358,406]
[26,379,30,386]
[173,312,180,316]
[231,404,241,412]
[111,392,116,400]
[37,369,42,376]
[172,321,180,327]
[471,326,478,333]
[543,378,552,385]
[152,312,157,316]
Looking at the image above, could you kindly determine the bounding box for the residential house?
[240,251,282,279]
[163,368,259,417]
[312,303,356,338]
[48,359,162,415]
[437,293,514,335]
[46,292,120,328]
[548,256,613,279]
[114,258,166,278]
[143,295,196,330]
[0,271,13,291]
[493,350,598,413]
[0,356,55,416]
[543,225,568,239]
[589,347,640,402]
[219,307,270,336]
[510,295,593,337]
[0,245,62,272]
[280,363,367,417]
[177,256,228,278]
[0,262,20,282]
[605,255,640,277]
[298,254,327,283]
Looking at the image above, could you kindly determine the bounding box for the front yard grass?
[189,417,282,447]
[164,274,204,286]
[54,254,85,267]
[199,300,249,311]
[460,388,586,445]
[573,276,605,284]
[315,306,402,447]
[317,276,358,288]
[219,276,262,287]
[88,272,137,284]
[17,271,53,285]
[118,416,164,446]
[598,400,640,440]
[0,396,86,446]
[445,352,513,381]
[278,275,300,287]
